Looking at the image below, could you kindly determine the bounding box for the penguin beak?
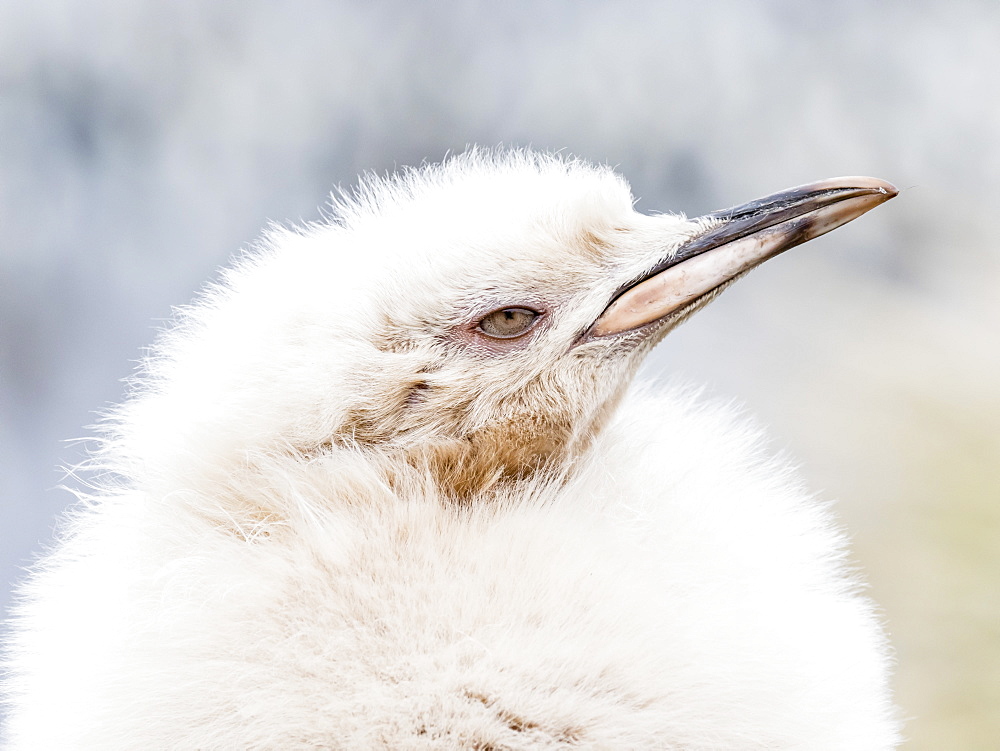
[588,177,898,338]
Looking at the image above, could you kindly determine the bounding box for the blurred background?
[1,0,997,746]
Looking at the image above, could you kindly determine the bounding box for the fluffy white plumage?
[2,149,899,749]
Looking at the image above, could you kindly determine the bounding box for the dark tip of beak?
[673,176,898,271]
[587,177,897,339]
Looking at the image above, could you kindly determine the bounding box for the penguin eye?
[477,307,540,339]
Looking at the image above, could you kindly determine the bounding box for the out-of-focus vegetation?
[1,1,997,747]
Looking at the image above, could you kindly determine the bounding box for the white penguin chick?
[2,149,900,750]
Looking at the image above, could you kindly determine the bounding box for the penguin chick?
[2,149,900,750]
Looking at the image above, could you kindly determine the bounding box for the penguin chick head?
[114,150,895,498]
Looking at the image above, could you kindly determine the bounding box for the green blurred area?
[854,342,1000,749]
[737,268,1000,750]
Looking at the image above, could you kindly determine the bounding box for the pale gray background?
[2,1,998,747]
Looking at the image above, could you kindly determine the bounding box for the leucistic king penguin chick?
[2,150,900,749]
